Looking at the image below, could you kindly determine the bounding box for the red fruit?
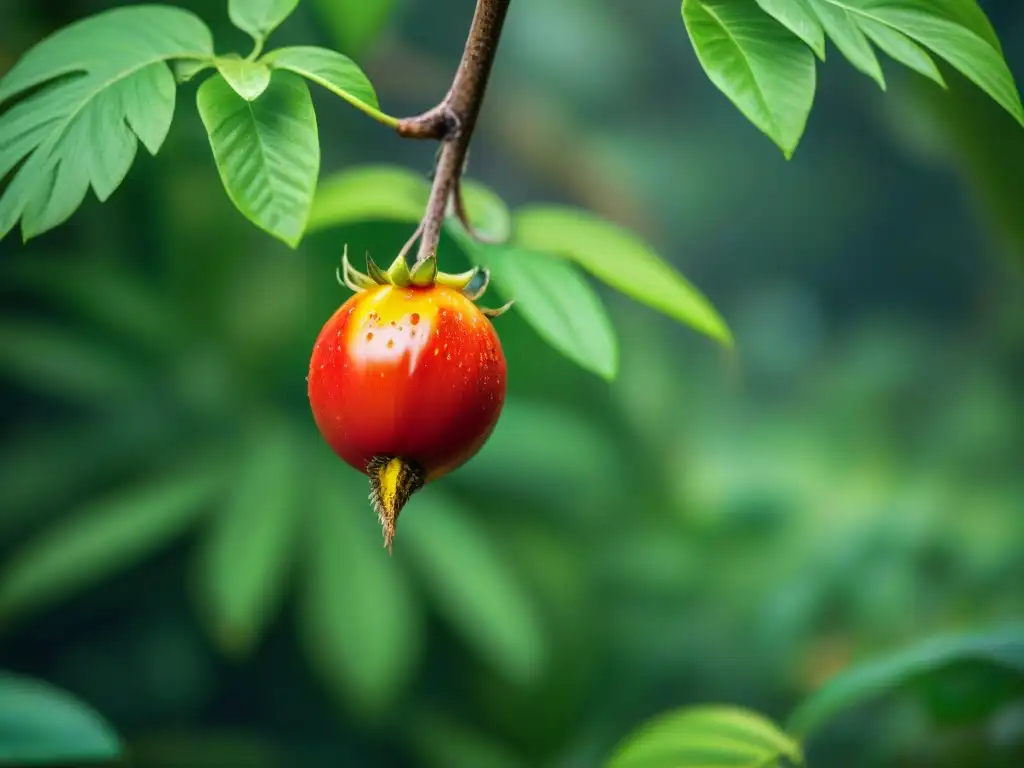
[308,248,509,551]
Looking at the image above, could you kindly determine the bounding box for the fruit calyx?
[367,455,426,553]
[336,243,514,319]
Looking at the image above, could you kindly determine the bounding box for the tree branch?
[395,0,512,266]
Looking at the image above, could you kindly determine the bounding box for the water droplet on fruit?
[387,340,394,349]
[434,349,440,356]
[366,332,374,341]
[410,313,420,325]
[390,321,397,327]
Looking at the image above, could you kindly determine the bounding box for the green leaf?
[0,419,175,540]
[410,711,526,768]
[857,16,945,87]
[455,398,625,507]
[299,460,422,715]
[228,0,300,43]
[808,0,886,89]
[308,165,509,239]
[755,0,827,59]
[454,232,618,380]
[0,672,121,764]
[0,5,213,241]
[513,205,732,347]
[682,0,817,158]
[308,165,428,232]
[0,321,143,401]
[194,423,301,657]
[840,0,1023,126]
[312,0,398,57]
[460,180,513,242]
[787,624,1024,738]
[262,46,394,126]
[216,56,272,101]
[0,260,180,352]
[608,705,803,768]
[0,455,226,623]
[400,487,546,685]
[196,70,320,247]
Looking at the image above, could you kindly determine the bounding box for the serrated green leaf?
[0,5,213,241]
[608,705,802,768]
[0,321,143,401]
[460,180,513,242]
[512,205,732,347]
[194,423,301,657]
[196,70,320,247]
[228,0,300,43]
[788,624,1024,738]
[453,228,618,380]
[682,0,817,158]
[857,16,945,86]
[299,459,421,715]
[262,46,394,126]
[0,672,121,764]
[312,0,398,57]
[839,0,1023,126]
[755,0,826,59]
[216,56,272,101]
[808,0,886,89]
[400,487,546,685]
[0,455,226,623]
[308,165,428,231]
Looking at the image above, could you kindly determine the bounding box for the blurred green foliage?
[1,1,1023,766]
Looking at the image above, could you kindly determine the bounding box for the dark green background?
[1,0,1023,766]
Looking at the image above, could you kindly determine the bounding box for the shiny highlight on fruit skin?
[308,247,509,552]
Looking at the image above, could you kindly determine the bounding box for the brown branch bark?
[394,0,512,265]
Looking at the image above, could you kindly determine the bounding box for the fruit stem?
[395,0,512,267]
[367,456,426,554]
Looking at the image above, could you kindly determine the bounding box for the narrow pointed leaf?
[228,0,300,42]
[299,461,422,715]
[513,205,731,346]
[308,165,428,231]
[808,0,886,88]
[0,418,176,540]
[197,71,320,247]
[0,5,212,241]
[454,229,618,380]
[216,56,272,101]
[400,487,546,685]
[195,424,301,657]
[608,705,802,768]
[0,455,226,622]
[0,672,121,763]
[857,16,944,86]
[842,0,1023,126]
[460,180,513,242]
[682,0,817,157]
[0,260,181,352]
[0,321,143,401]
[755,0,826,59]
[788,624,1024,739]
[262,46,393,125]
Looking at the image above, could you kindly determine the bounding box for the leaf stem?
[395,0,512,265]
[247,35,265,62]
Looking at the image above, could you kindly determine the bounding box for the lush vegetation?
[1,0,1023,766]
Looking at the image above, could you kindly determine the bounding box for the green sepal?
[409,255,437,287]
